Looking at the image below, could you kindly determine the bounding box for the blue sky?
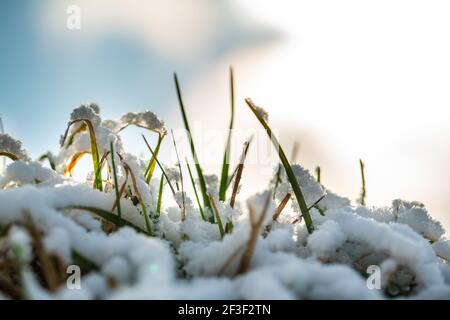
[0,0,275,157]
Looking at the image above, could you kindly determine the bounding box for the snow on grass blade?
[174,73,211,211]
[187,161,206,221]
[145,133,165,184]
[157,173,164,215]
[245,98,314,234]
[209,194,225,238]
[61,119,103,191]
[110,142,122,222]
[219,67,235,201]
[63,206,145,233]
[358,159,366,206]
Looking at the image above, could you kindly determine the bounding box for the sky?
[0,0,449,230]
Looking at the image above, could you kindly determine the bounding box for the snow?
[0,105,449,300]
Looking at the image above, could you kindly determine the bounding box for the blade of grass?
[61,119,103,191]
[187,161,206,221]
[358,159,366,206]
[230,138,253,208]
[236,193,271,275]
[23,211,59,291]
[123,162,152,235]
[170,129,186,220]
[0,152,19,161]
[272,164,282,200]
[245,98,314,234]
[209,194,225,238]
[144,133,165,184]
[38,152,56,170]
[219,67,235,201]
[142,134,177,197]
[110,142,122,222]
[226,136,253,191]
[63,206,145,233]
[272,193,291,221]
[156,173,164,215]
[174,73,211,211]
[315,166,321,183]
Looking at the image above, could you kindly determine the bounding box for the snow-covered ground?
[0,104,449,299]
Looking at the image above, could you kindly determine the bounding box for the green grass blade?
[157,173,164,215]
[186,161,206,221]
[110,142,122,222]
[142,135,177,197]
[209,194,225,238]
[38,152,56,170]
[245,98,314,234]
[174,73,211,210]
[63,206,145,233]
[219,67,235,201]
[145,133,165,184]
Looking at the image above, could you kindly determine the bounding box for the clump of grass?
[219,67,235,202]
[174,73,211,214]
[245,98,315,234]
[61,119,103,191]
[358,159,366,206]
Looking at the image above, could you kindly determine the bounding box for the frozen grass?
[0,71,449,300]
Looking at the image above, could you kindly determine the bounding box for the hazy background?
[0,0,449,230]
